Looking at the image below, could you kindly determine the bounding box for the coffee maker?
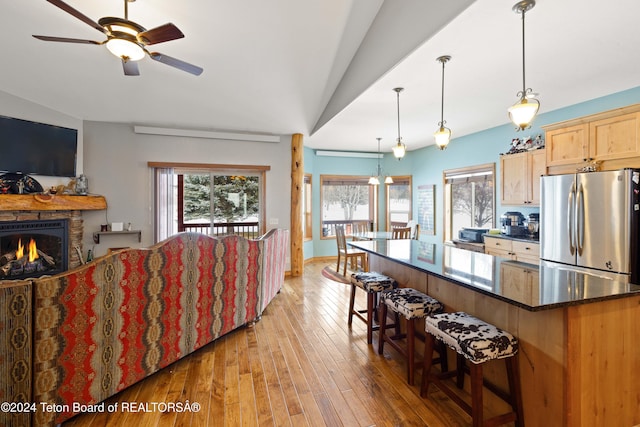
[500,211,527,236]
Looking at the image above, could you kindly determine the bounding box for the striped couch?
[0,229,288,427]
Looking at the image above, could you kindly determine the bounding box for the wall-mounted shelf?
[93,230,141,244]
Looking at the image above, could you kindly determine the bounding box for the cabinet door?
[484,237,514,259]
[512,240,540,265]
[546,124,588,167]
[527,149,546,205]
[500,262,532,304]
[500,152,527,205]
[589,112,640,161]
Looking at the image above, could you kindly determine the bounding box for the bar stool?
[349,271,398,344]
[421,312,524,427]
[377,287,447,385]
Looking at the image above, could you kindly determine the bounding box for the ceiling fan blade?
[138,23,184,45]
[33,35,102,45]
[45,0,108,35]
[122,59,140,76]
[149,52,203,76]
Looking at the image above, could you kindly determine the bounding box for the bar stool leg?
[507,355,524,427]
[377,302,388,354]
[456,353,465,389]
[420,333,436,396]
[470,363,483,427]
[407,318,415,385]
[366,292,375,344]
[348,283,356,326]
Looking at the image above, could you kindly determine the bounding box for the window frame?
[149,162,269,241]
[442,163,495,242]
[385,175,412,230]
[303,173,312,241]
[319,174,376,239]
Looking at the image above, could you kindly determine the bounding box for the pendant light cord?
[396,90,401,142]
[439,60,446,127]
[520,7,527,95]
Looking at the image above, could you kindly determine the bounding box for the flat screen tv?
[0,115,78,177]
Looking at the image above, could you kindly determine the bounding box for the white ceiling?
[2,0,640,155]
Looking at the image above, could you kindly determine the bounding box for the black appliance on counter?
[525,213,539,239]
[457,227,489,243]
[500,211,527,237]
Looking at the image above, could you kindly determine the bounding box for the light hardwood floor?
[63,262,477,427]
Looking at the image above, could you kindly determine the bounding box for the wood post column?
[290,133,304,276]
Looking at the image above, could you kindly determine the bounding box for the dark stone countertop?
[348,239,640,312]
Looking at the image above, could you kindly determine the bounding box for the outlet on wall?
[269,218,279,225]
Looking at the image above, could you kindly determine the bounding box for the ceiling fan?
[33,0,203,76]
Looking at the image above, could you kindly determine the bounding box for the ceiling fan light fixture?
[106,37,145,60]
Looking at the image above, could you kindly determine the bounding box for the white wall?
[0,90,83,188]
[82,121,292,259]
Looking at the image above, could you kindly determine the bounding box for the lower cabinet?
[500,261,539,306]
[484,236,539,264]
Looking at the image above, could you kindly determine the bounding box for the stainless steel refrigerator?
[540,169,640,282]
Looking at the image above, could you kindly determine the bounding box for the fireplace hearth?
[0,220,68,280]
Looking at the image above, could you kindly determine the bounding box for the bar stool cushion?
[425,312,518,364]
[350,271,397,293]
[382,288,444,319]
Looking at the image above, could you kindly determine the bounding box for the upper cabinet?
[543,104,640,175]
[500,149,546,205]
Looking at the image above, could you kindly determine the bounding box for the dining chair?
[391,226,412,239]
[406,220,420,240]
[335,225,368,276]
[351,221,370,241]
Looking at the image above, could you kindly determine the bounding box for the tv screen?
[0,115,78,177]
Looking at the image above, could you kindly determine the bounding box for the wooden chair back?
[391,227,412,239]
[336,225,348,251]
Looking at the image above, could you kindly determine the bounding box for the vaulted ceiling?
[2,0,640,154]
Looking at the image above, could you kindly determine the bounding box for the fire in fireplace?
[0,220,68,280]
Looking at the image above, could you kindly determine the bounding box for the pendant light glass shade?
[509,0,539,131]
[434,55,452,150]
[392,87,406,160]
[369,138,393,185]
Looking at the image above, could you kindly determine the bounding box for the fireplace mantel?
[0,194,107,211]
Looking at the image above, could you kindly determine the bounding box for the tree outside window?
[320,175,375,237]
[444,164,495,241]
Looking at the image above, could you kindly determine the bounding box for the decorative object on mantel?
[502,134,544,155]
[75,174,88,195]
[0,173,43,194]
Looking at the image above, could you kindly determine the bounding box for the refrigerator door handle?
[576,183,585,255]
[568,182,576,256]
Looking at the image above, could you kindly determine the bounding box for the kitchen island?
[349,239,640,427]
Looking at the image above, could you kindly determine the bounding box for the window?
[443,164,495,241]
[303,174,312,240]
[320,175,376,238]
[150,162,268,242]
[385,176,412,229]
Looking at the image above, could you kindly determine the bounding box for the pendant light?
[508,0,540,131]
[368,138,393,185]
[434,55,452,150]
[392,87,406,160]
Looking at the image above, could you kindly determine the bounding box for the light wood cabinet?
[484,236,539,264]
[500,149,546,205]
[543,104,640,174]
[500,261,539,306]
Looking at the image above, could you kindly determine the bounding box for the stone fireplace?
[0,194,107,276]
